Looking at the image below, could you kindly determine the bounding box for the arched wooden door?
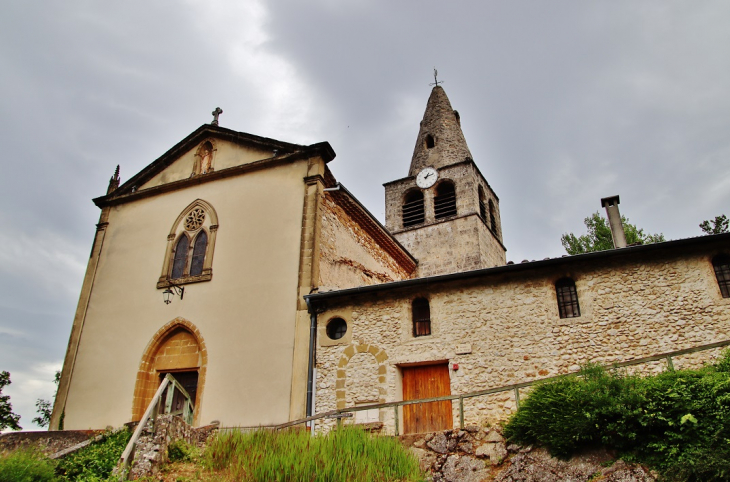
[132,320,207,425]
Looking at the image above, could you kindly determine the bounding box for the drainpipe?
[304,297,318,422]
[600,195,627,249]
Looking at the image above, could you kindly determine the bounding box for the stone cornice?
[94,123,335,208]
[383,159,499,202]
[94,146,334,208]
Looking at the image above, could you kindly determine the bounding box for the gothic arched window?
[713,254,730,298]
[402,190,425,228]
[412,297,431,337]
[171,234,190,279]
[434,181,457,219]
[556,278,580,318]
[190,231,208,276]
[158,200,219,288]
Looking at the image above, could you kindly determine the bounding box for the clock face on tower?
[416,167,438,189]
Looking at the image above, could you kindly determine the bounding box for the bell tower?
[384,86,506,276]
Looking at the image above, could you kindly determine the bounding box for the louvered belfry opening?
[488,199,496,233]
[402,190,425,228]
[412,297,431,337]
[434,182,457,219]
[478,186,487,222]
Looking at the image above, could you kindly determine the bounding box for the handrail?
[117,374,194,480]
[241,338,730,435]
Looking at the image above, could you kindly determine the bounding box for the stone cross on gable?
[211,107,223,125]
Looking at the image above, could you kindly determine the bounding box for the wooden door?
[159,371,198,412]
[402,364,452,434]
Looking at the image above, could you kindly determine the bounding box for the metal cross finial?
[211,107,223,125]
[429,68,443,87]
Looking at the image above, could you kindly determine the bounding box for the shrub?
[205,427,424,481]
[0,449,57,482]
[167,439,199,463]
[56,428,132,481]
[503,364,642,458]
[503,352,730,481]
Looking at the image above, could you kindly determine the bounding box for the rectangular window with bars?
[714,255,730,298]
[556,279,581,318]
[412,298,431,336]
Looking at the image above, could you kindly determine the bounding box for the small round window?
[326,318,347,340]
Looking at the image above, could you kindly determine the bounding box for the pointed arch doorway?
[132,318,207,426]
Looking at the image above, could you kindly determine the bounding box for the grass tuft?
[204,427,425,481]
[0,449,57,482]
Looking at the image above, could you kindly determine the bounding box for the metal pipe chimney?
[601,195,627,249]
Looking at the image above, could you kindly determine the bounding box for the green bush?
[504,351,730,481]
[167,439,199,463]
[56,428,132,481]
[205,427,425,482]
[0,449,57,482]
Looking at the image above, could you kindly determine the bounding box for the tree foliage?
[699,214,729,235]
[32,370,60,428]
[561,212,665,255]
[0,371,22,431]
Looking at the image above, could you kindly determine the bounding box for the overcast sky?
[1,1,728,430]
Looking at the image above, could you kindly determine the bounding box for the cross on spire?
[429,68,443,87]
[211,107,223,125]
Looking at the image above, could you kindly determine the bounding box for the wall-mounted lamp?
[163,284,185,305]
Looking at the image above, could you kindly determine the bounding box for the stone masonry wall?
[319,192,412,290]
[408,86,473,177]
[384,161,505,277]
[128,415,217,479]
[314,247,730,432]
[403,427,656,482]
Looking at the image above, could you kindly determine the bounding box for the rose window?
[184,207,206,231]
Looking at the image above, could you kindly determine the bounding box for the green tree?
[561,212,665,255]
[0,371,22,431]
[32,370,60,428]
[699,214,729,235]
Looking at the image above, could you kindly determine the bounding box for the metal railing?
[117,374,194,479]
[233,339,730,436]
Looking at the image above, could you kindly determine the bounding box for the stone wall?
[403,427,656,482]
[0,430,101,456]
[384,161,506,277]
[407,86,473,177]
[314,244,730,431]
[128,415,217,479]
[319,192,413,290]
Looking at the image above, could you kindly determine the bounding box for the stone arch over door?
[336,343,388,410]
[132,318,208,426]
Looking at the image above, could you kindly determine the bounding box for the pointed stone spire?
[107,165,120,194]
[408,86,473,177]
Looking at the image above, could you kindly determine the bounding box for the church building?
[51,87,730,434]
